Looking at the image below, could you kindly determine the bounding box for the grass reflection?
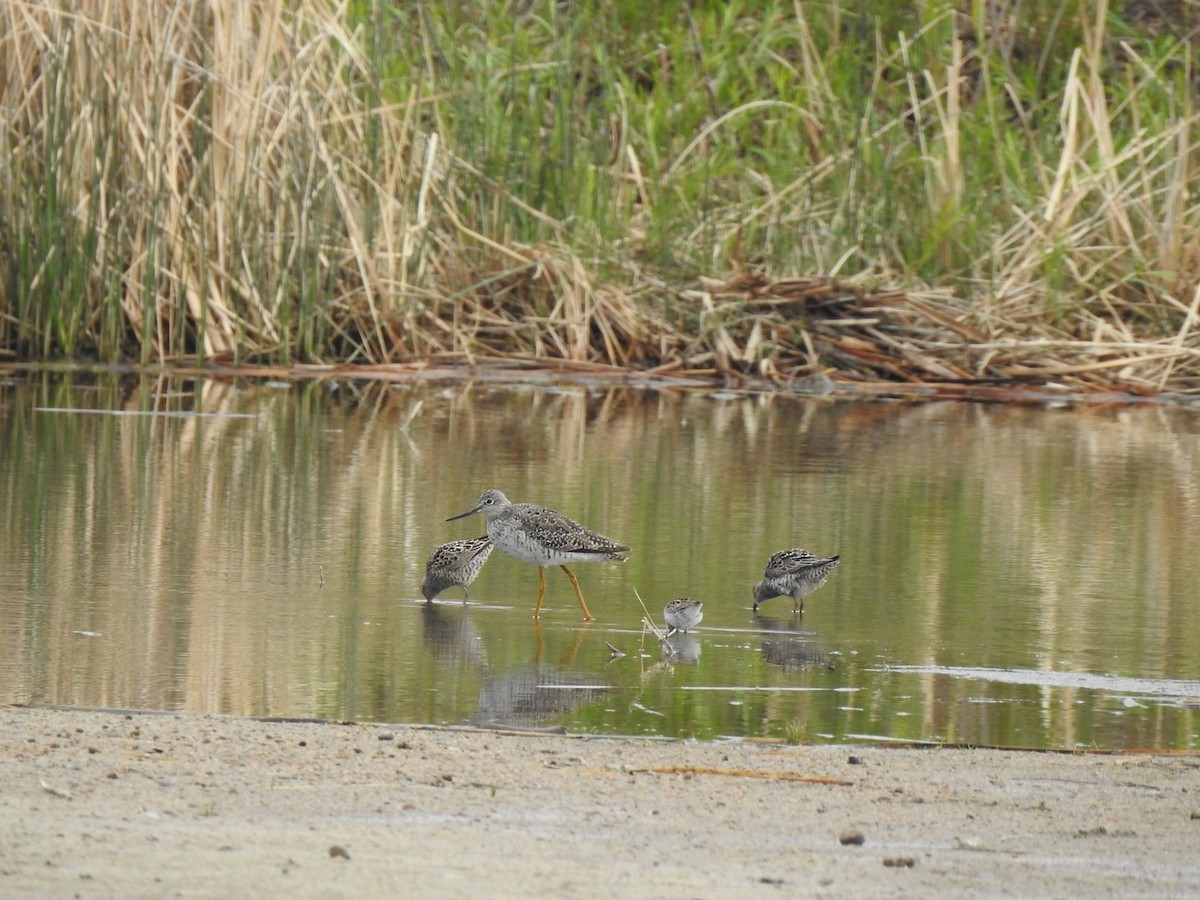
[0,372,1197,749]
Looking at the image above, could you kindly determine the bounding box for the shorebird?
[421,536,494,601]
[663,597,703,634]
[447,489,628,620]
[753,549,841,613]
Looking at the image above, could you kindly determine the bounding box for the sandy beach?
[2,705,1198,898]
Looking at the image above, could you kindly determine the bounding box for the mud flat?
[2,705,1197,898]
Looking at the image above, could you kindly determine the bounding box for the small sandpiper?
[663,597,703,634]
[421,536,494,601]
[753,549,841,613]
[447,489,628,620]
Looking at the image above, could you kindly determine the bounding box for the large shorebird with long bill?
[447,489,628,621]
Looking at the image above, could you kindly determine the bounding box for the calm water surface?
[1,372,1198,749]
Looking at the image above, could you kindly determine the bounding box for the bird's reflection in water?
[421,602,488,669]
[471,665,610,729]
[662,632,701,664]
[755,613,836,671]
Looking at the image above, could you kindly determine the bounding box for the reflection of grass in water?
[1,2,1198,390]
[4,375,1200,747]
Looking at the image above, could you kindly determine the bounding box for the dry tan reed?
[2,0,427,361]
[2,1,1200,396]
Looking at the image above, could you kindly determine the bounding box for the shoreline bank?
[3,705,1197,898]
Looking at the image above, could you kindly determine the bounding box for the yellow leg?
[533,568,547,618]
[560,565,594,621]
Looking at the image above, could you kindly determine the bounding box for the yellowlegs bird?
[753,549,841,613]
[663,597,703,634]
[421,536,493,601]
[447,489,628,620]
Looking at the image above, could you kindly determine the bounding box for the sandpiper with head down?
[421,536,494,601]
[663,597,703,634]
[447,489,628,621]
[753,549,841,613]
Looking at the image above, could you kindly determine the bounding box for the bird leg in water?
[560,565,595,621]
[533,568,548,618]
[530,566,594,620]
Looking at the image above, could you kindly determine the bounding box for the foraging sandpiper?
[753,548,841,613]
[663,597,704,634]
[421,536,494,601]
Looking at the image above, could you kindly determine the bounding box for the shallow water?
[1,371,1198,749]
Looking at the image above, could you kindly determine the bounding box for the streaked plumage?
[421,536,494,601]
[663,597,703,634]
[447,489,628,621]
[753,548,841,613]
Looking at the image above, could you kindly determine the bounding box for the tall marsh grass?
[2,1,1199,390]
